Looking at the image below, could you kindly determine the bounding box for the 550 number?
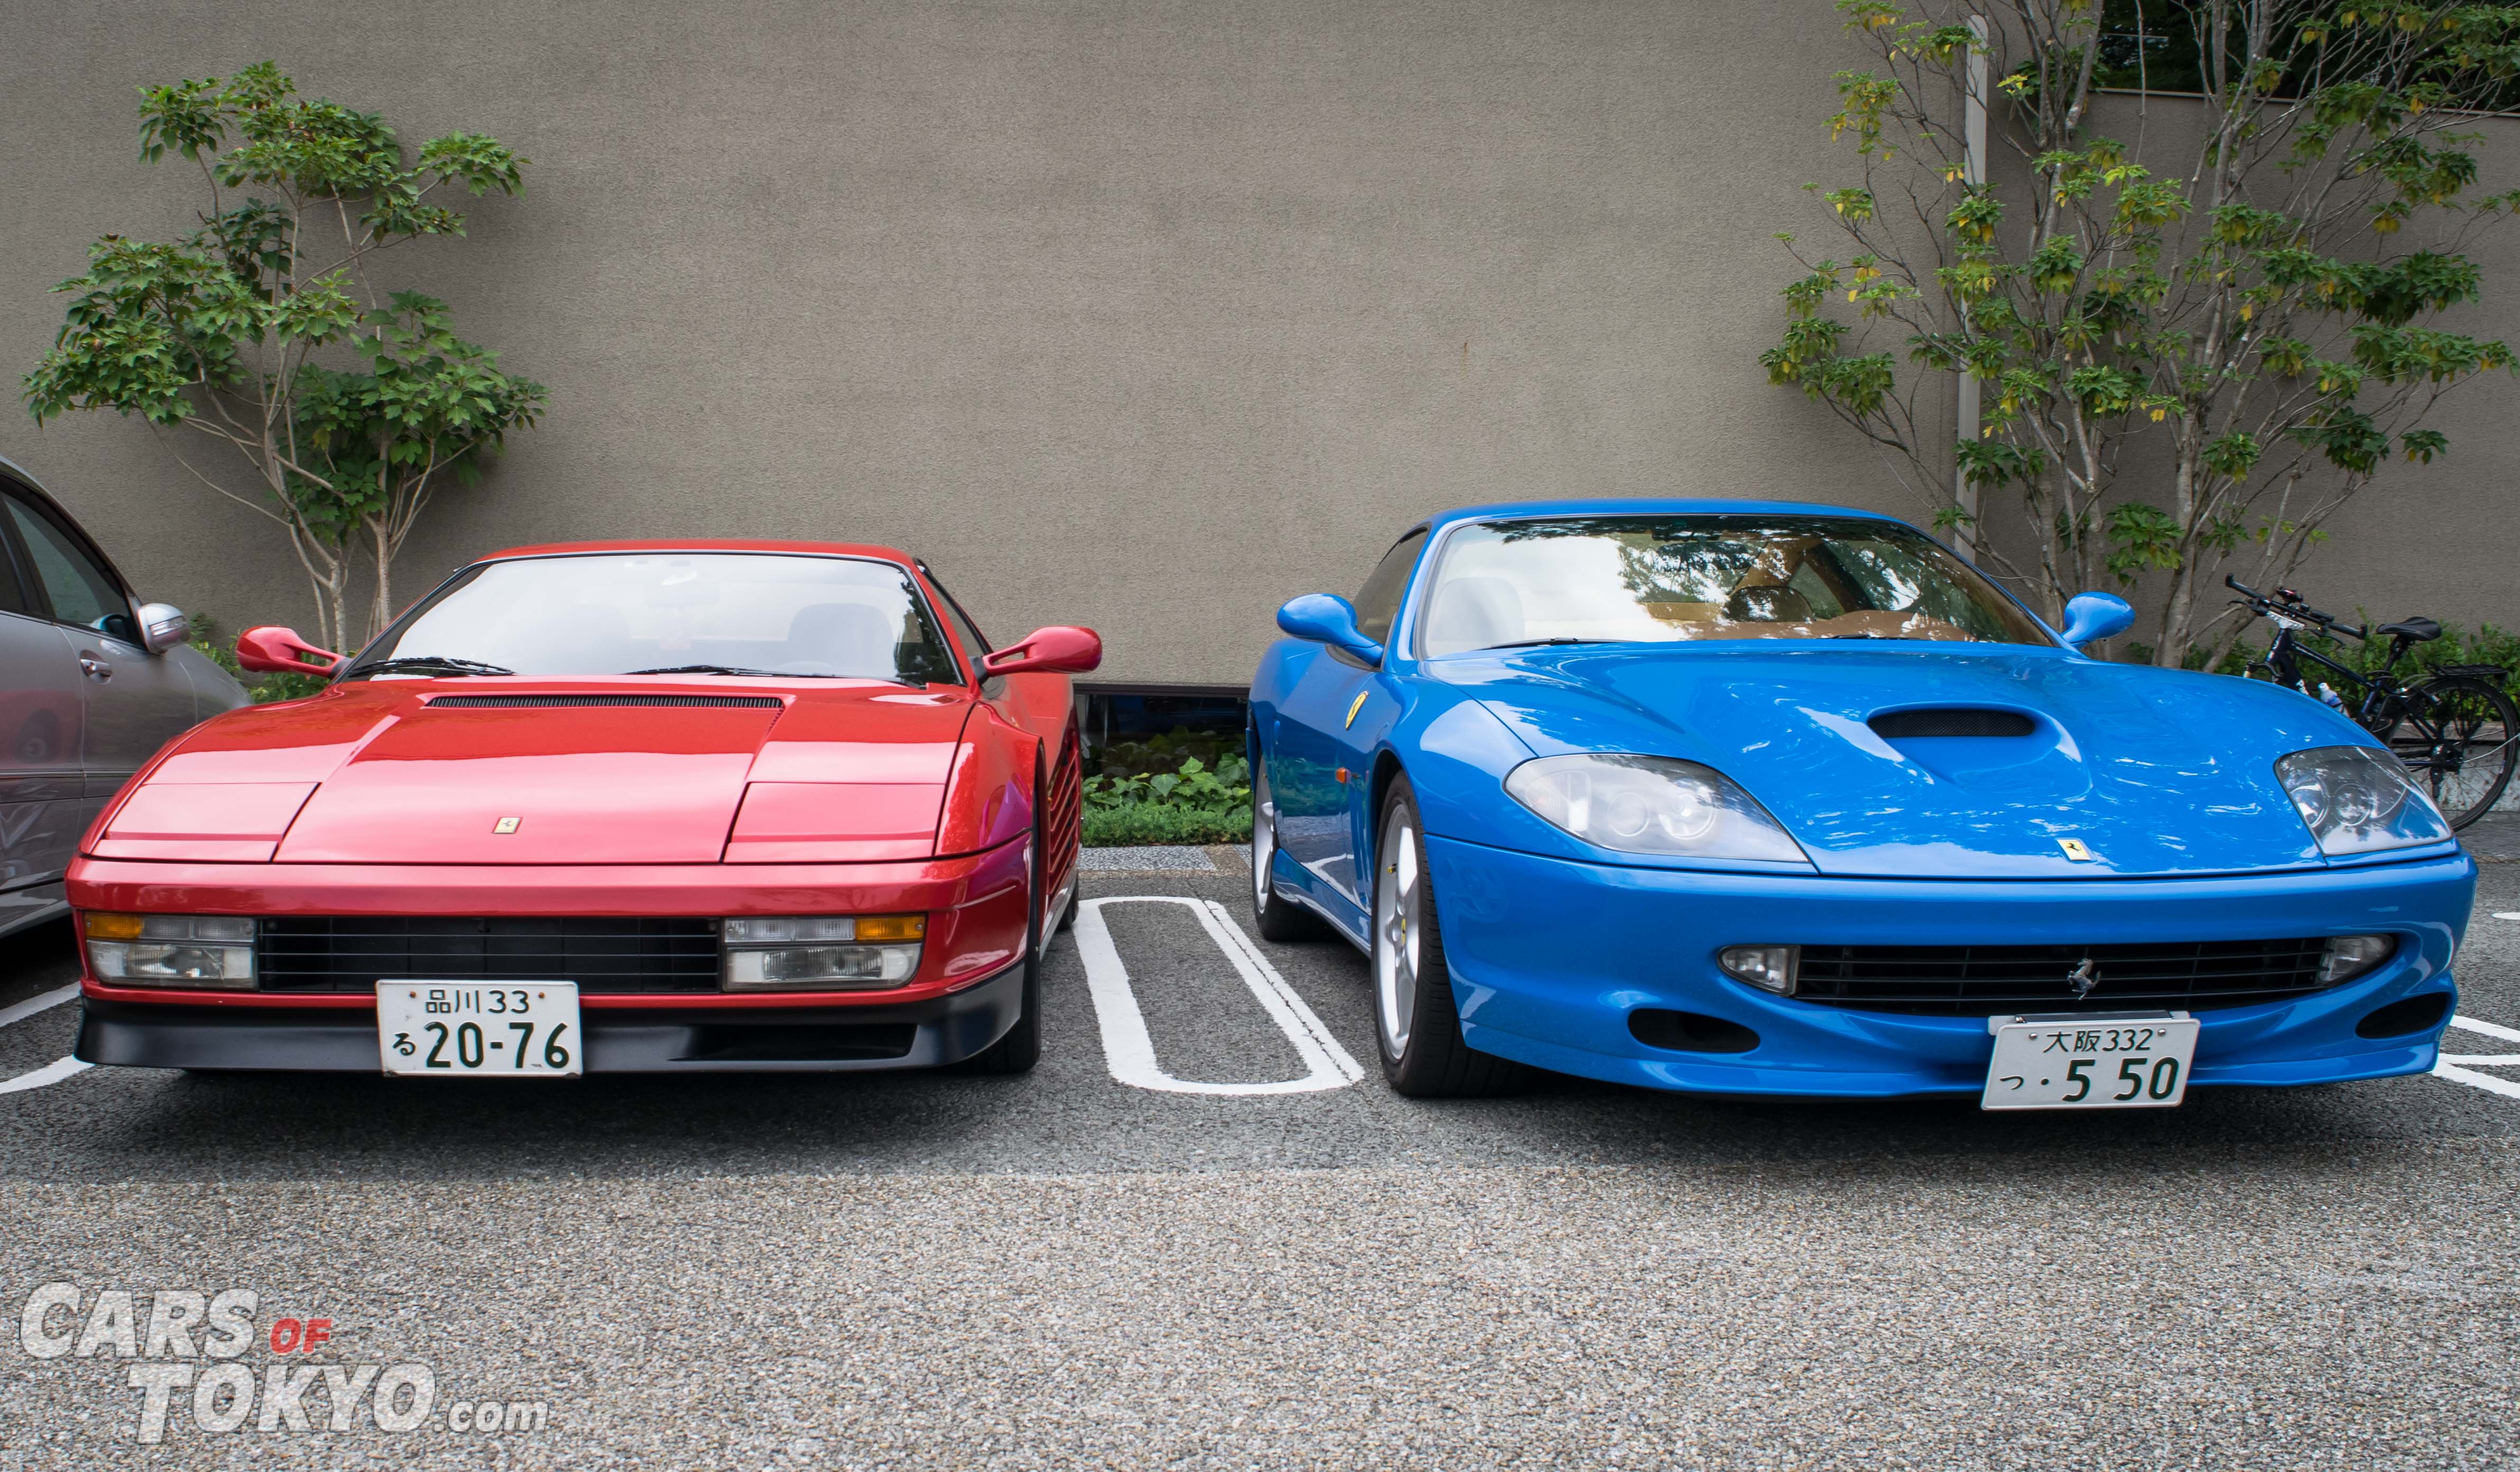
[2061,1055,2183,1103]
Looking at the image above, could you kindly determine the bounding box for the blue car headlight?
[2274,746,2450,856]
[1504,754,1805,862]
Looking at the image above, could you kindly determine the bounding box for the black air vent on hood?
[1867,707,2035,739]
[425,694,783,710]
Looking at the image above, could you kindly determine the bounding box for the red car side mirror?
[236,626,345,676]
[980,626,1103,678]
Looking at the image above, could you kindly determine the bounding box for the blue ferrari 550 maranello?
[1246,499,2476,1105]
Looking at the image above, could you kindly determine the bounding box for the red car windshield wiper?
[626,664,916,686]
[628,664,815,677]
[356,656,515,677]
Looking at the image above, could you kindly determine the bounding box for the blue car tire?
[1375,777,1532,1098]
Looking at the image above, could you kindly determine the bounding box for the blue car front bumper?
[1427,836,2475,1098]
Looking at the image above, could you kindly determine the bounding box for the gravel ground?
[1077,846,1218,872]
[0,860,2515,1468]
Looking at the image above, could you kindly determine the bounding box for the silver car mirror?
[135,602,191,654]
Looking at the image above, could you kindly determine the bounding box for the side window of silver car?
[3,497,125,635]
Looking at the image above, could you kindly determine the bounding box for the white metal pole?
[1953,15,1988,557]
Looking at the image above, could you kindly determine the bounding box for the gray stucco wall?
[0,2,2506,685]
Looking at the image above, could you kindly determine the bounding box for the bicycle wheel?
[2378,674,2518,830]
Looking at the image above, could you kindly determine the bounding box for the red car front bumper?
[67,841,1034,1073]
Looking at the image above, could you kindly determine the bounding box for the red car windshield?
[348,553,965,683]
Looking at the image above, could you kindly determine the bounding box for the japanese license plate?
[376,982,582,1077]
[1981,1011,2196,1111]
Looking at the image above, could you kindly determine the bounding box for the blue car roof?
[1418,498,1901,532]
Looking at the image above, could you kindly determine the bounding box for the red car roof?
[477,538,917,565]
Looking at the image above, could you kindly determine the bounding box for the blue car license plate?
[1981,1012,2197,1110]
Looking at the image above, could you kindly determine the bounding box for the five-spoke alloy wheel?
[1369,776,1530,1098]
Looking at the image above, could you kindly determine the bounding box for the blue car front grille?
[1793,937,2339,1016]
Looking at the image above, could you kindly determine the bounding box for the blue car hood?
[1439,643,2360,879]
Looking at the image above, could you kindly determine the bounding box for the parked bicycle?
[2225,576,2516,830]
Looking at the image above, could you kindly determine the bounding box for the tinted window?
[5,497,124,632]
[353,553,964,684]
[1418,515,2049,656]
[0,493,36,617]
[1352,530,1427,646]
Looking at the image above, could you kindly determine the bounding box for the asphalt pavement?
[1,851,2517,1468]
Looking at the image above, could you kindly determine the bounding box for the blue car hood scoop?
[1453,645,2343,879]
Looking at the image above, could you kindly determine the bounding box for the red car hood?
[97,682,975,865]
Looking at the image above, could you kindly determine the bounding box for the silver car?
[0,454,246,938]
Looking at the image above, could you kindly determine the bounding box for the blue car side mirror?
[1277,594,1385,664]
[2058,591,2135,649]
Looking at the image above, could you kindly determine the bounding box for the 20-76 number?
[418,1020,573,1071]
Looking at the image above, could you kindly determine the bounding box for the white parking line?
[0,985,90,1096]
[2433,1062,2520,1100]
[0,984,77,1031]
[0,1057,90,1096]
[1074,896,1363,1095]
[2450,1015,2520,1046]
[2434,1016,2520,1100]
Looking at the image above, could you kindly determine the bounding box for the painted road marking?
[2434,1015,2520,1100]
[1075,896,1363,1095]
[0,985,89,1095]
[2494,912,2520,920]
[2432,1061,2520,1100]
[0,984,77,1031]
[0,1057,90,1096]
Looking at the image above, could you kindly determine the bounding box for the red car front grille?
[257,916,724,994]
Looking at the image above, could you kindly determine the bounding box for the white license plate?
[1981,1011,2197,1111]
[376,982,582,1077]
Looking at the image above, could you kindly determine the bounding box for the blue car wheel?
[1374,777,1531,1099]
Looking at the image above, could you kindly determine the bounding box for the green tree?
[295,295,544,636]
[22,62,542,649]
[1764,1,2520,665]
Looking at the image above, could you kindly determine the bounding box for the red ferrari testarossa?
[67,540,1099,1078]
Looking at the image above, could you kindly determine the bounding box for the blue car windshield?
[1418,515,2051,656]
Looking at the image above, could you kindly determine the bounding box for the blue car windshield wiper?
[1480,638,1638,651]
[355,656,515,677]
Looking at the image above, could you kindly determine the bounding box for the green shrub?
[187,614,331,705]
[1082,803,1252,847]
[1091,728,1245,780]
[1082,737,1252,847]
